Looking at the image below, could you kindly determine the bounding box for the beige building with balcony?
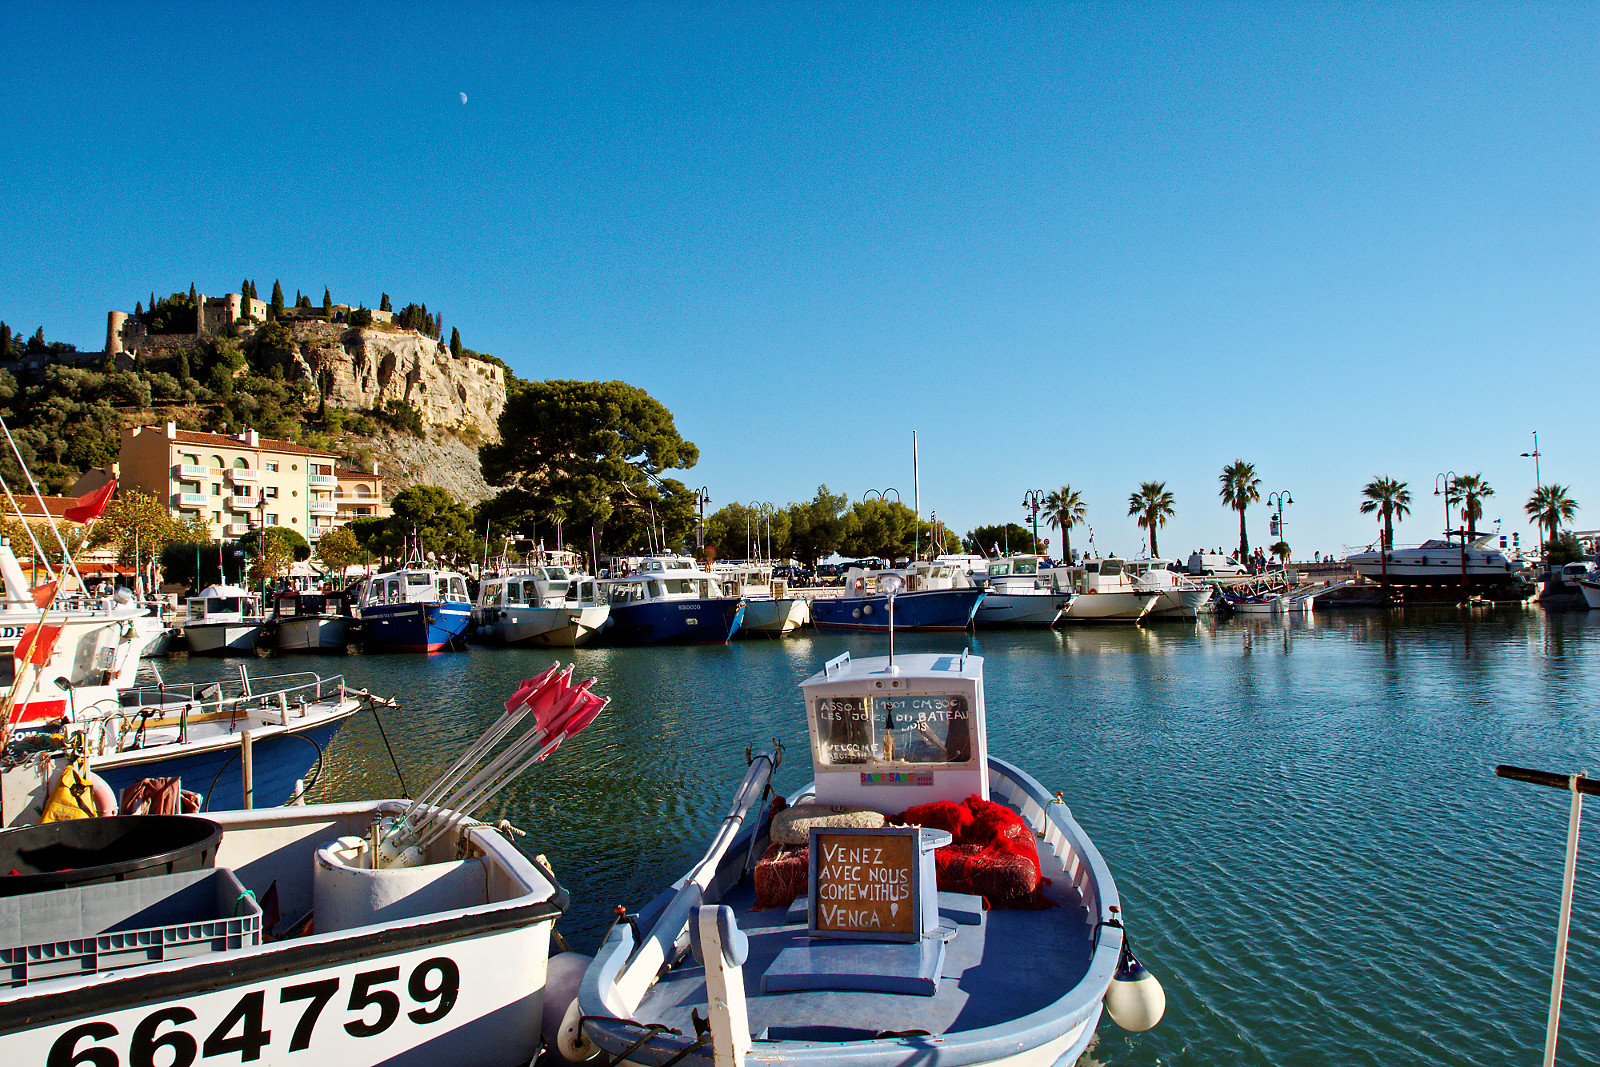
[119,423,389,543]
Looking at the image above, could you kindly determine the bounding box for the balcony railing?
[309,499,337,514]
[308,473,338,487]
[228,496,260,513]
[174,464,209,480]
[228,468,260,484]
[174,492,208,508]
[224,523,251,536]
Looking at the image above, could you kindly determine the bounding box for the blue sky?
[3,3,1594,558]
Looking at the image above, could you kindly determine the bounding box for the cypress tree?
[28,327,45,352]
[0,322,10,358]
[189,283,197,303]
[435,314,443,340]
[380,293,391,312]
[322,287,332,313]
[134,301,143,317]
[177,349,192,383]
[449,327,461,358]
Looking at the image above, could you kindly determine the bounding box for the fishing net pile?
[752,794,1054,910]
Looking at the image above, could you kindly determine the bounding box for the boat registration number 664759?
[42,956,458,1066]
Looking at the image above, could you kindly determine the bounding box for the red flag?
[30,581,59,609]
[63,480,116,523]
[13,623,62,666]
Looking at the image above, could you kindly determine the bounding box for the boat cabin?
[360,569,469,609]
[478,567,572,610]
[1050,557,1141,596]
[185,585,261,623]
[270,588,353,618]
[800,650,988,811]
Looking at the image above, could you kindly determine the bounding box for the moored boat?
[571,642,1162,1067]
[181,585,267,655]
[1346,531,1526,589]
[1049,558,1160,623]
[268,587,360,653]
[598,556,745,644]
[475,566,611,648]
[811,561,985,632]
[971,554,1072,627]
[1127,558,1215,619]
[0,800,567,1066]
[715,562,811,636]
[357,565,472,653]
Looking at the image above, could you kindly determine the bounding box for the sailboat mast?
[913,430,921,562]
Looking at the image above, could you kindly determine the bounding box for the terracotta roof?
[171,429,337,458]
[10,496,75,519]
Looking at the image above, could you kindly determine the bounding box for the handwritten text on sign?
[812,830,916,937]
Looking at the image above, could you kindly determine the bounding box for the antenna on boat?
[879,571,903,673]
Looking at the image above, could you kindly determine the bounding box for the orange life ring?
[89,771,118,817]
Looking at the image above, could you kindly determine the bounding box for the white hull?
[739,598,810,635]
[183,620,265,655]
[489,605,610,647]
[1063,591,1157,622]
[973,592,1071,627]
[1145,585,1213,619]
[1578,579,1600,609]
[0,800,562,1067]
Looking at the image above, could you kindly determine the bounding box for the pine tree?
[27,327,45,352]
[449,327,462,358]
[379,293,391,312]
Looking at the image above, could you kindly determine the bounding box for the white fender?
[555,995,601,1062]
[1106,956,1166,1032]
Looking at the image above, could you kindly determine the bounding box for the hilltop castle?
[106,292,396,355]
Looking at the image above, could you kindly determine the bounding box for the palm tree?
[1359,476,1411,588]
[1044,486,1087,562]
[1525,484,1579,558]
[1127,481,1176,558]
[1218,460,1261,562]
[1446,473,1494,537]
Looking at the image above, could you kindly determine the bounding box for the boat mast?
[913,430,921,562]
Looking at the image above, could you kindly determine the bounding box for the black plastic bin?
[0,815,223,897]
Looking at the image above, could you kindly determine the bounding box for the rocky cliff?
[364,430,502,505]
[265,321,506,442]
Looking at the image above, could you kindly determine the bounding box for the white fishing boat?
[182,585,267,656]
[0,801,567,1067]
[1126,559,1215,619]
[475,566,610,648]
[972,555,1072,627]
[1048,558,1160,623]
[1578,576,1600,610]
[570,591,1164,1067]
[714,562,811,636]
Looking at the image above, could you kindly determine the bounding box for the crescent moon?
[459,92,468,104]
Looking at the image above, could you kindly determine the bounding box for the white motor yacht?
[1346,531,1526,589]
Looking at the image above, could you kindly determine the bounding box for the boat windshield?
[1012,560,1037,575]
[813,693,974,767]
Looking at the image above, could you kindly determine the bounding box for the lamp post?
[1521,432,1542,556]
[693,487,710,550]
[759,502,775,562]
[1021,490,1045,556]
[1267,491,1292,567]
[254,491,268,597]
[1434,471,1459,541]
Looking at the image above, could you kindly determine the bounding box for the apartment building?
[119,423,389,542]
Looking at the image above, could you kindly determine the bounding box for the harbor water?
[155,609,1600,1065]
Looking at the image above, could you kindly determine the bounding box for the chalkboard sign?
[807,826,923,942]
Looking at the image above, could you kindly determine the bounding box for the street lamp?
[1266,491,1292,565]
[253,491,268,595]
[759,502,775,562]
[693,487,710,550]
[1434,471,1459,541]
[1521,431,1541,490]
[1021,490,1045,556]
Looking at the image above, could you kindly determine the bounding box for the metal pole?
[912,431,920,562]
[241,730,256,809]
[1545,774,1583,1067]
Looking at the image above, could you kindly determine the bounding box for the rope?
[234,889,258,915]
[368,697,409,798]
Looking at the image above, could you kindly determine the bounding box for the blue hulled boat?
[812,561,985,632]
[358,565,473,652]
[599,555,746,644]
